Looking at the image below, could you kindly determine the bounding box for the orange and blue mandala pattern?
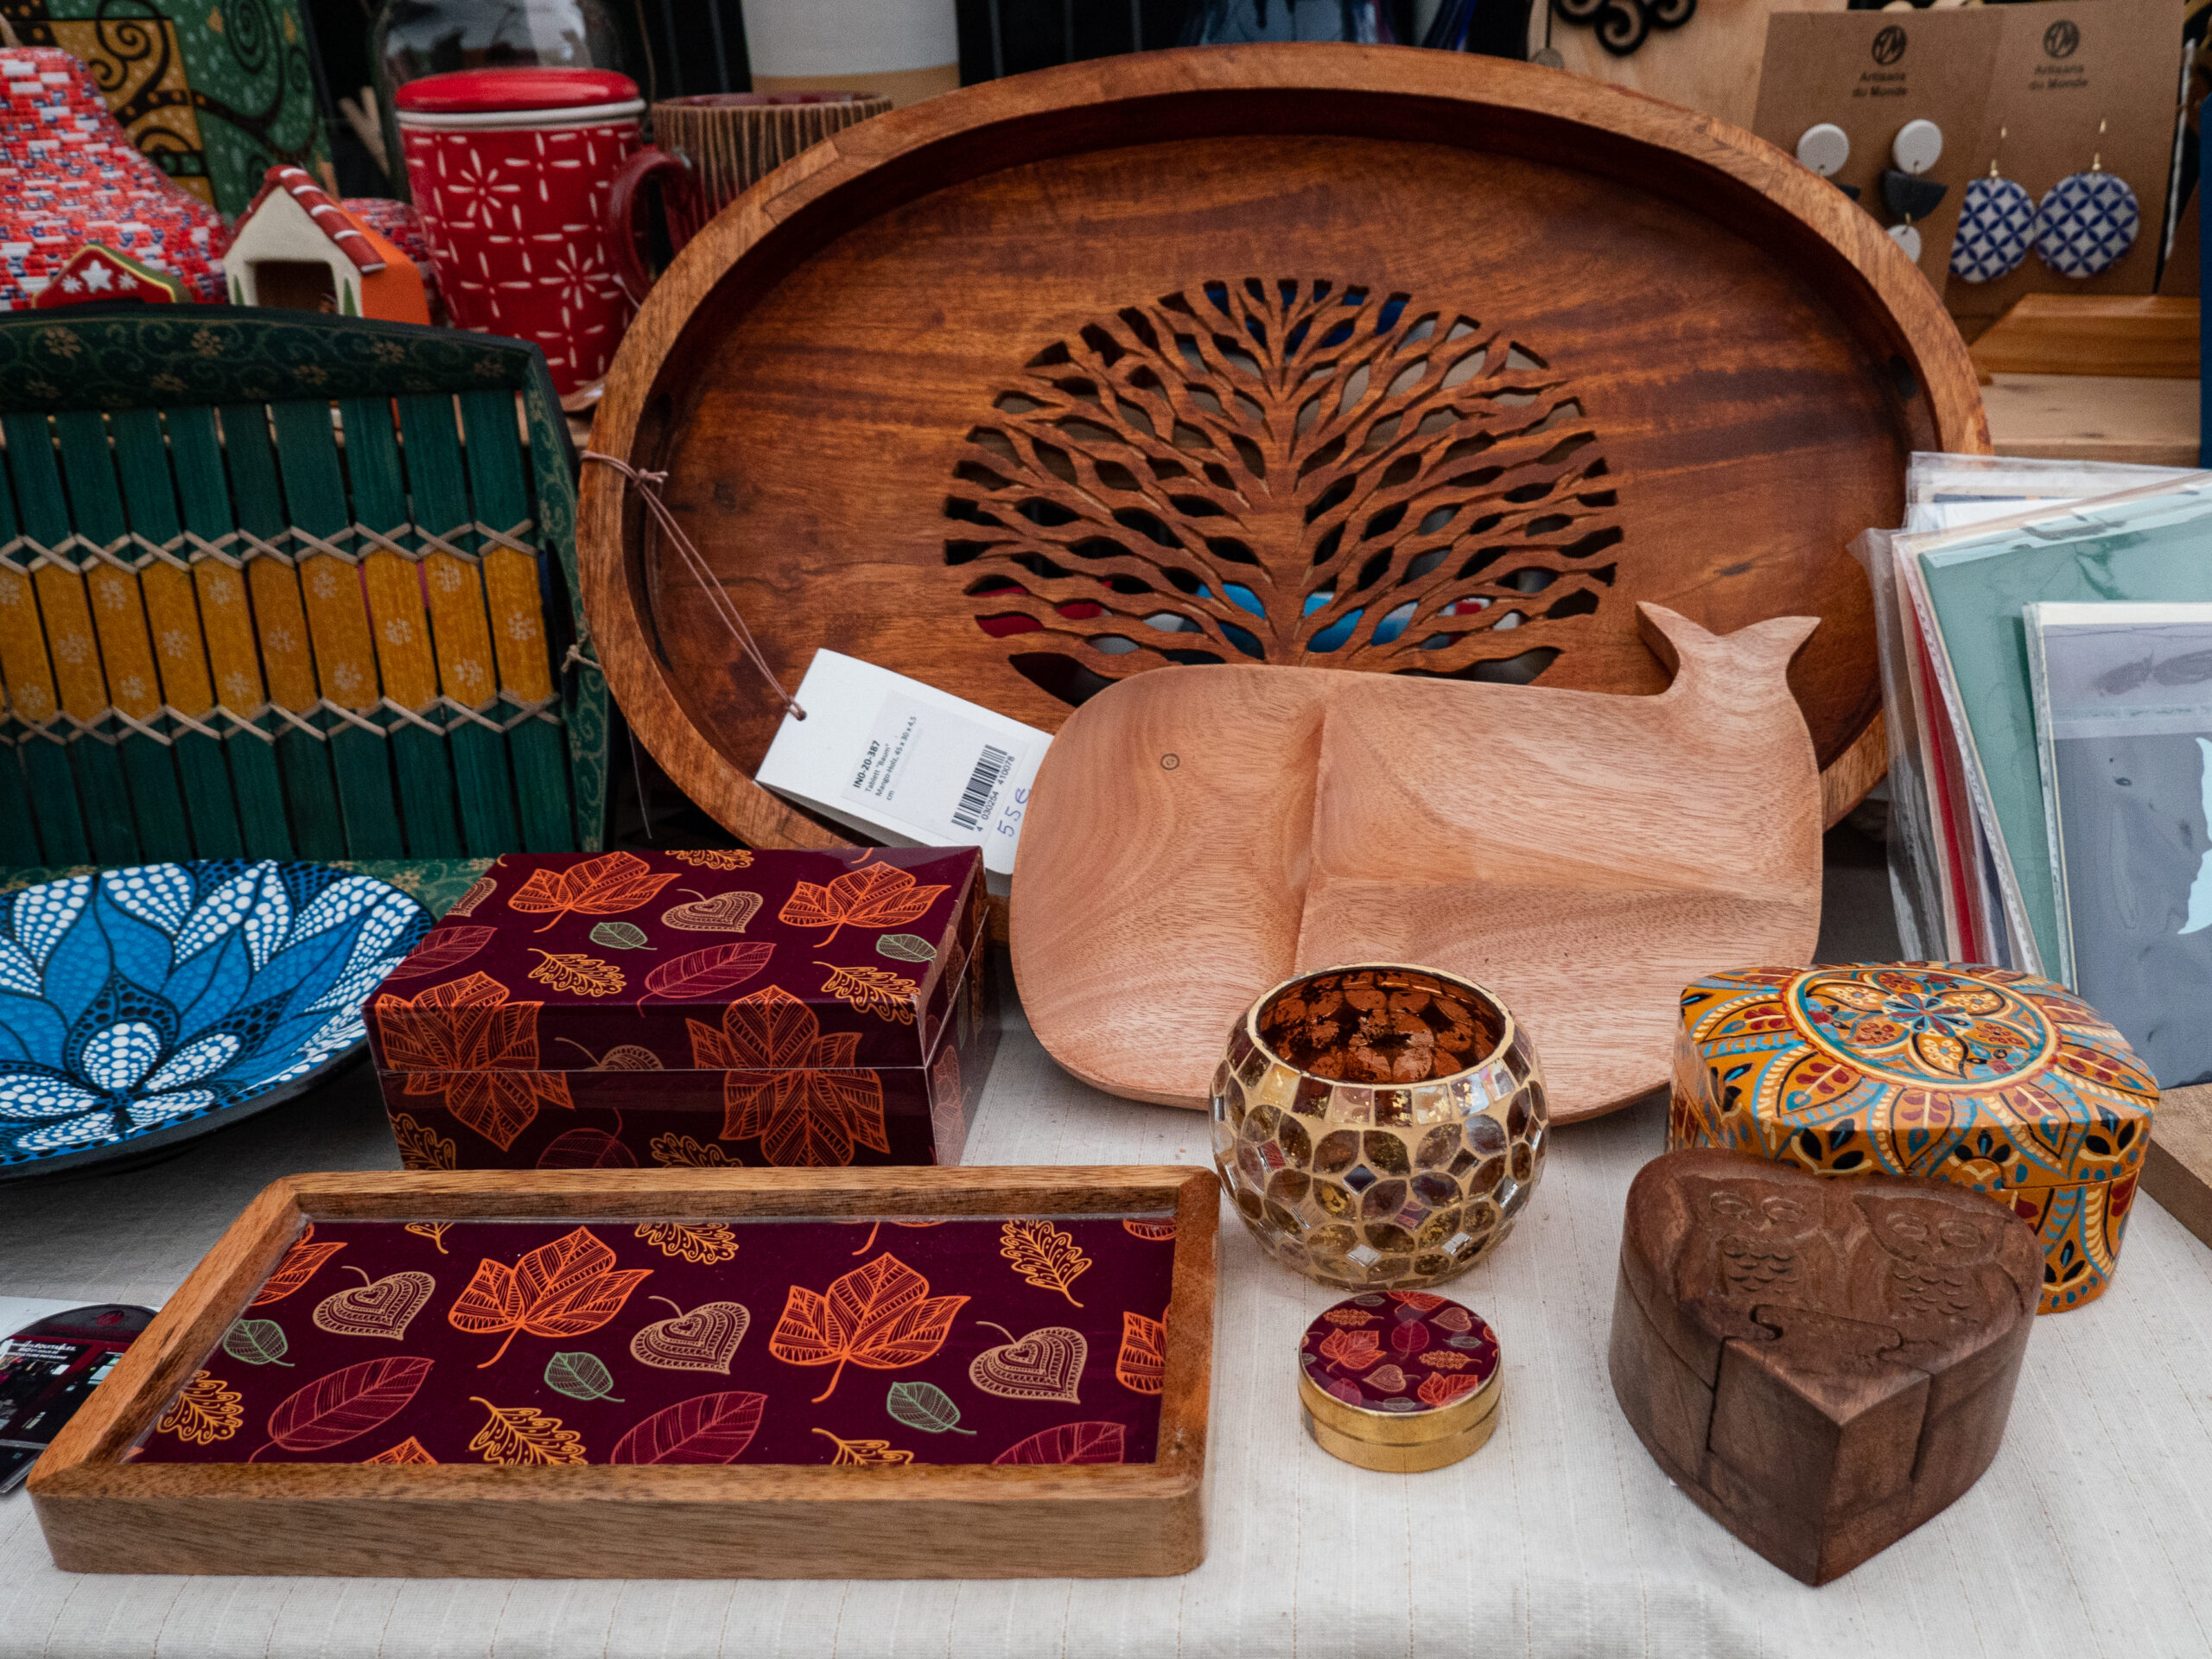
[1669,963,2158,1313]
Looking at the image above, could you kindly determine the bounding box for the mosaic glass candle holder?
[1211,964,1548,1289]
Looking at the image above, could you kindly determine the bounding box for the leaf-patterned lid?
[366,848,982,1073]
[1298,1292,1500,1420]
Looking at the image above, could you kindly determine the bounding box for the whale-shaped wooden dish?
[1010,604,1823,1121]
[578,44,1987,861]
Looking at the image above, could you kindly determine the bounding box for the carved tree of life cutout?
[945,277,1626,707]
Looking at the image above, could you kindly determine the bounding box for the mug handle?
[607,145,695,306]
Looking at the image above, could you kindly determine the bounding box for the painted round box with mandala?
[1211,964,1548,1291]
[1670,963,2158,1312]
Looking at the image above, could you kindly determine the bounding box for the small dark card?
[0,1305,154,1492]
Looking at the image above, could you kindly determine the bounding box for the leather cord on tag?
[582,451,805,721]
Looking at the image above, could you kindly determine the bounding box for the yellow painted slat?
[361,550,439,710]
[481,546,552,702]
[421,550,499,711]
[298,554,380,712]
[0,567,60,725]
[195,560,266,715]
[137,562,213,716]
[84,563,162,722]
[33,567,108,720]
[247,560,319,712]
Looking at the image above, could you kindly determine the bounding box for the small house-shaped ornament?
[31,241,191,308]
[222,165,431,322]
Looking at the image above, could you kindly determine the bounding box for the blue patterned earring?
[2032,119,2140,278]
[1950,125,2036,284]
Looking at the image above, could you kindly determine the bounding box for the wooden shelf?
[1984,373,2200,467]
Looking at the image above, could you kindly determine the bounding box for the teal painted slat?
[337,397,461,857]
[458,389,571,853]
[518,359,604,849]
[0,437,75,862]
[395,393,519,856]
[219,401,344,860]
[162,405,291,860]
[105,407,242,858]
[1,412,137,866]
[265,399,404,859]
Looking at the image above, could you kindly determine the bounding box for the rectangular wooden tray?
[29,1166,1217,1580]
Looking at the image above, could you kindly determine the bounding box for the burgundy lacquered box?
[366,848,995,1170]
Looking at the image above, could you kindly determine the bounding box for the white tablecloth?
[4,862,2209,1659]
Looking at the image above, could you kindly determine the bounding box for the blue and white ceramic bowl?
[0,861,430,1179]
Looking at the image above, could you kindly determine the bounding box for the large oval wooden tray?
[581,44,1987,855]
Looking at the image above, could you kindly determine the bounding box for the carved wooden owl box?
[1611,1148,2042,1585]
[1672,964,2159,1312]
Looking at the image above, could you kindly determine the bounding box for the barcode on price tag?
[951,745,1015,834]
[754,652,1052,877]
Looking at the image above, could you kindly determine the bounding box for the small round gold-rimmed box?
[1296,1292,1502,1472]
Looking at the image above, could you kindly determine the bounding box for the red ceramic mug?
[394,67,657,394]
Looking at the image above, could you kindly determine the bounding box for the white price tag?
[754,651,1052,877]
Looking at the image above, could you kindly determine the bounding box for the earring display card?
[1751,10,2002,289]
[1529,0,1849,135]
[1945,0,2183,321]
[2026,601,2212,1089]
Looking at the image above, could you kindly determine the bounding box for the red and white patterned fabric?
[0,47,228,310]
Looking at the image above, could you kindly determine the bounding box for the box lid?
[367,848,982,1074]
[1676,963,2158,1192]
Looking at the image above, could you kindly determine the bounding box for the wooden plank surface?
[1970,296,2200,380]
[1984,373,2200,466]
[2143,1083,2212,1253]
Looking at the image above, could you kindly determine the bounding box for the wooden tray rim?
[30,1166,1218,1510]
[577,42,1987,855]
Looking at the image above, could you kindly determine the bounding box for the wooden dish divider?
[29,1166,1219,1580]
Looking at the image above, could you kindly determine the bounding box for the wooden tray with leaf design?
[28,1167,1216,1579]
[581,43,1985,854]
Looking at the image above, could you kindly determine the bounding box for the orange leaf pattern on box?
[1320,1307,1378,1327]
[156,1370,242,1446]
[362,1435,438,1465]
[135,1216,1177,1468]
[374,973,569,1151]
[251,1223,346,1306]
[446,875,496,917]
[650,1133,738,1168]
[693,986,887,1167]
[507,852,679,934]
[1116,1312,1166,1395]
[257,1357,433,1458]
[767,1252,969,1403]
[468,1397,587,1465]
[1121,1219,1177,1242]
[669,850,753,869]
[390,1112,456,1173]
[779,863,950,946]
[635,1221,741,1265]
[385,926,498,982]
[1363,1363,1408,1394]
[447,1226,653,1368]
[817,962,918,1025]
[526,951,625,997]
[640,943,775,1008]
[608,1390,766,1463]
[1000,1220,1090,1307]
[812,1427,914,1465]
[991,1421,1126,1465]
[1317,1327,1383,1372]
[1416,1370,1484,1408]
[406,1223,453,1254]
